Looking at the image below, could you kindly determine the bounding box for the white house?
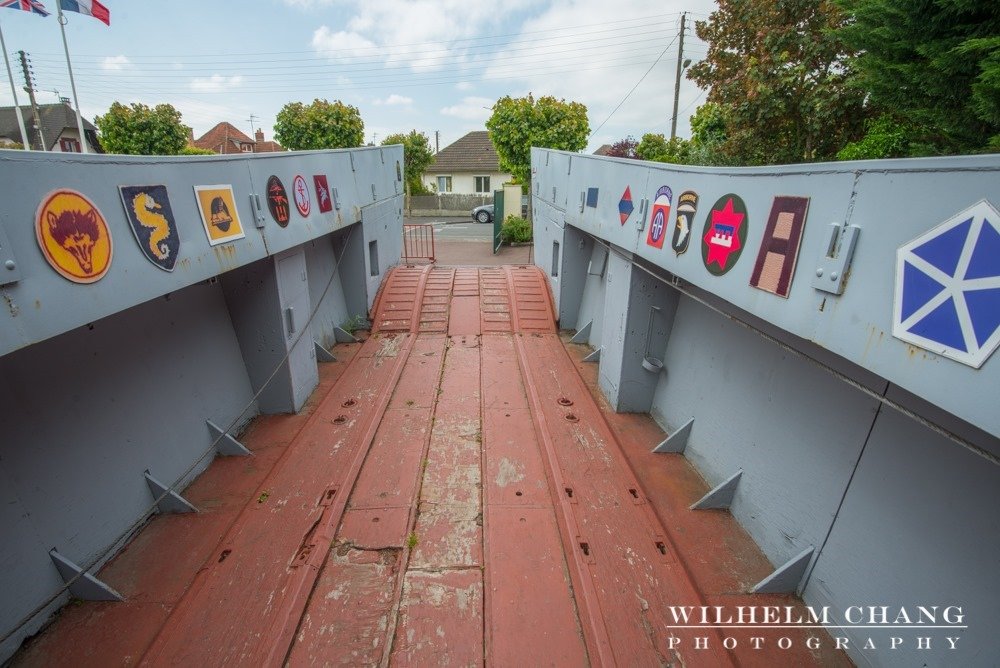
[423,131,511,196]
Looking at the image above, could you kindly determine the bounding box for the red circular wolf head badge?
[266,175,290,227]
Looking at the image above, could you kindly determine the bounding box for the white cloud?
[374,94,413,107]
[440,96,494,121]
[455,81,474,91]
[311,0,534,73]
[101,55,131,71]
[190,75,245,92]
[311,26,378,62]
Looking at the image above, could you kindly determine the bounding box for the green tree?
[94,102,190,155]
[273,99,365,151]
[836,114,911,160]
[636,133,691,164]
[486,94,589,183]
[837,0,1000,155]
[688,0,865,165]
[381,130,434,195]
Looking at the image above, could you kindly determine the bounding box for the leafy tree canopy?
[486,94,589,183]
[274,99,365,151]
[605,136,639,159]
[837,0,1000,154]
[688,0,865,165]
[636,133,691,164]
[381,130,434,194]
[94,102,189,155]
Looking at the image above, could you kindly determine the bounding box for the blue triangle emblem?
[908,297,967,352]
[901,260,945,322]
[964,287,1000,348]
[912,217,972,277]
[964,219,1000,280]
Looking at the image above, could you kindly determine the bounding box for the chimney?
[255,128,264,143]
[187,127,194,145]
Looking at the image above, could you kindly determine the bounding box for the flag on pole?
[58,0,108,24]
[0,0,50,16]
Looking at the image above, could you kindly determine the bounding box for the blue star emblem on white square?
[893,200,1000,368]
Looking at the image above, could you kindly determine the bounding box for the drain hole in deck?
[629,488,639,499]
[218,549,231,563]
[656,541,667,555]
[579,542,590,556]
[372,516,380,523]
[565,413,579,422]
[565,487,574,498]
[342,398,356,408]
[333,415,347,424]
[557,397,574,406]
[515,491,523,497]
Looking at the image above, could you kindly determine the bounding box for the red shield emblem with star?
[701,194,749,275]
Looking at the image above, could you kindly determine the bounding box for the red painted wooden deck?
[14,265,850,667]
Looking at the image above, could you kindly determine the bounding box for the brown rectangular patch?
[750,196,810,298]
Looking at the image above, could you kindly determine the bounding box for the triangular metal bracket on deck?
[652,417,693,453]
[582,346,602,363]
[752,547,815,595]
[570,321,592,344]
[314,341,337,362]
[49,549,123,601]
[144,471,197,514]
[334,326,359,343]
[691,470,742,510]
[206,420,250,456]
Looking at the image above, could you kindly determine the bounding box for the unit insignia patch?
[36,189,113,283]
[646,186,672,249]
[314,175,333,213]
[893,199,1000,368]
[619,186,634,225]
[119,185,179,272]
[750,196,809,297]
[292,174,310,217]
[671,190,698,255]
[702,194,748,275]
[266,175,290,227]
[194,184,245,246]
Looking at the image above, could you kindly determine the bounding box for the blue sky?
[1,0,716,152]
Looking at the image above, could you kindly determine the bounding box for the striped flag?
[59,0,108,24]
[0,0,50,15]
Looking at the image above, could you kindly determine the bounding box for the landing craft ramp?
[13,264,847,666]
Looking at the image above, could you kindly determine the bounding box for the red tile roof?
[192,122,285,154]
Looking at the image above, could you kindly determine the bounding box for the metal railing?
[402,223,435,264]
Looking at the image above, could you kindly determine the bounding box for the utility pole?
[435,130,439,153]
[670,12,687,140]
[18,51,46,151]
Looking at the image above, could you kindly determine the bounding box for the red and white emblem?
[292,175,310,217]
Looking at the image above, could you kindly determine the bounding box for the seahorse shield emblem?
[119,185,180,271]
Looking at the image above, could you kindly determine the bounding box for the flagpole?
[56,5,89,154]
[0,18,30,149]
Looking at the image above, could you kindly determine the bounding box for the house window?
[436,176,452,193]
[474,176,490,193]
[241,143,253,153]
[59,138,81,153]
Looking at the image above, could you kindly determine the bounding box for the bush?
[500,216,532,243]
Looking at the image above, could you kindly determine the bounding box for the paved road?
[405,216,493,242]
